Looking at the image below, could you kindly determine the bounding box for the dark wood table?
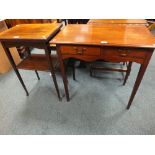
[50,24,155,109]
[88,19,148,25]
[0,23,62,100]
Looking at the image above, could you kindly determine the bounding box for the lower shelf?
[17,54,59,71]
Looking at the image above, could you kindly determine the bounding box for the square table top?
[50,24,155,48]
[88,19,147,25]
[0,23,62,42]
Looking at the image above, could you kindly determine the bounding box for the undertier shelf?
[17,54,59,71]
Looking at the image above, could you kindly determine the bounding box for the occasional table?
[0,23,62,100]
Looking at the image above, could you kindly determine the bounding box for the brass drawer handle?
[76,50,83,55]
[82,48,87,51]
[73,47,84,55]
[73,47,78,51]
[118,49,130,57]
[120,53,127,57]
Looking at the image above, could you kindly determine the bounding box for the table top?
[50,24,155,48]
[0,23,62,42]
[88,19,147,25]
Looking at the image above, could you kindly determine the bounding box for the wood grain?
[50,24,155,48]
[17,54,59,71]
[0,23,62,41]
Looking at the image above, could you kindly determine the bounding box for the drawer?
[60,45,101,56]
[102,47,146,59]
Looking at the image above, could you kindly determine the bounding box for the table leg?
[26,47,40,80]
[90,63,93,77]
[57,46,70,101]
[126,52,153,109]
[123,62,132,85]
[35,70,40,80]
[44,46,61,101]
[72,61,76,81]
[2,45,29,96]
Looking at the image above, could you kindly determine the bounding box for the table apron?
[1,41,48,49]
[60,45,152,64]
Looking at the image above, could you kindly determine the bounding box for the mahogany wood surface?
[0,23,62,41]
[4,19,57,57]
[17,54,59,71]
[5,19,56,28]
[50,24,155,48]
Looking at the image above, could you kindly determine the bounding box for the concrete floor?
[0,31,155,134]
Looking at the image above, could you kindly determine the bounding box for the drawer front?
[102,47,146,59]
[60,45,101,56]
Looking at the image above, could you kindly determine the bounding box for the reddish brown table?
[50,24,155,109]
[0,23,62,100]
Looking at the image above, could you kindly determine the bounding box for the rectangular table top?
[50,24,155,48]
[0,23,62,42]
[88,19,147,25]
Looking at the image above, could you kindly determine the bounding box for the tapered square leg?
[44,46,61,101]
[127,52,153,109]
[2,44,29,96]
[56,46,70,101]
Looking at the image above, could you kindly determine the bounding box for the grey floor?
[1,35,155,135]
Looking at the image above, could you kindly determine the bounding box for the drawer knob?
[118,49,129,57]
[82,48,86,51]
[120,53,127,57]
[76,50,83,55]
[73,47,84,55]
